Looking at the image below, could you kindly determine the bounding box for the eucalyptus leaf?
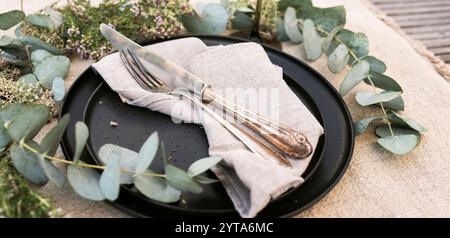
[365,72,403,92]
[334,29,369,62]
[25,14,54,29]
[382,96,404,111]
[35,55,70,89]
[10,142,48,185]
[0,51,29,67]
[134,174,181,203]
[231,11,254,30]
[181,3,228,35]
[310,5,346,33]
[187,157,222,177]
[31,49,52,64]
[328,43,349,73]
[339,60,370,96]
[98,144,138,185]
[100,156,121,201]
[322,26,343,54]
[364,56,386,73]
[387,112,427,133]
[40,114,70,156]
[377,135,419,155]
[375,125,420,138]
[67,165,105,201]
[136,132,159,174]
[18,74,38,85]
[276,18,290,41]
[38,155,65,188]
[165,164,203,194]
[44,7,64,29]
[20,36,63,55]
[303,19,323,61]
[284,7,303,44]
[0,35,26,57]
[194,175,220,184]
[74,122,89,162]
[0,10,25,30]
[0,103,27,124]
[0,121,11,150]
[52,77,65,101]
[353,116,384,135]
[355,91,402,107]
[7,105,49,141]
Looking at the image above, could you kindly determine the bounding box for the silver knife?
[100,23,208,96]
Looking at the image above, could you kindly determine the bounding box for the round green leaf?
[356,91,402,107]
[387,112,427,133]
[334,29,369,63]
[303,19,323,61]
[328,43,349,73]
[10,143,48,185]
[31,49,52,64]
[364,56,386,74]
[73,122,89,162]
[52,77,65,101]
[231,11,254,30]
[136,132,159,174]
[98,144,138,185]
[377,134,419,155]
[284,7,303,44]
[339,60,370,96]
[310,5,346,33]
[364,72,403,92]
[0,35,26,57]
[133,174,181,203]
[40,114,70,156]
[18,74,38,85]
[25,14,54,29]
[67,165,105,201]
[276,18,289,42]
[0,121,11,150]
[181,3,228,35]
[38,155,65,188]
[382,96,404,111]
[165,164,203,194]
[353,116,384,135]
[322,26,343,54]
[20,36,63,55]
[187,157,222,177]
[237,7,254,13]
[100,156,121,201]
[35,55,70,89]
[7,105,49,141]
[375,125,420,138]
[44,7,63,29]
[0,10,25,30]
[0,103,27,124]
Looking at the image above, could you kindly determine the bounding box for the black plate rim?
[59,35,354,217]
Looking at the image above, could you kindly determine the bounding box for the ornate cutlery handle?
[203,88,313,159]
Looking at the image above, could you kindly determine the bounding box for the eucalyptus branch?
[19,141,166,178]
[316,26,395,137]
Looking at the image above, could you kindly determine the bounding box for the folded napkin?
[92,38,324,217]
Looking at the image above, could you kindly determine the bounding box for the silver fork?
[120,48,292,167]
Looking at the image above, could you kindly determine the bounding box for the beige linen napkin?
[92,37,323,217]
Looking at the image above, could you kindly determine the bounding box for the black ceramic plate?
[60,35,354,217]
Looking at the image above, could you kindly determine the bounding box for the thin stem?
[19,141,166,178]
[20,0,24,12]
[316,26,395,137]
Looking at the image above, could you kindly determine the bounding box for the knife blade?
[100,23,208,95]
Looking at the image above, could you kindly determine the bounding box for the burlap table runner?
[3,0,450,217]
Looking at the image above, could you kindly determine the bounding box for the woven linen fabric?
[92,37,324,217]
